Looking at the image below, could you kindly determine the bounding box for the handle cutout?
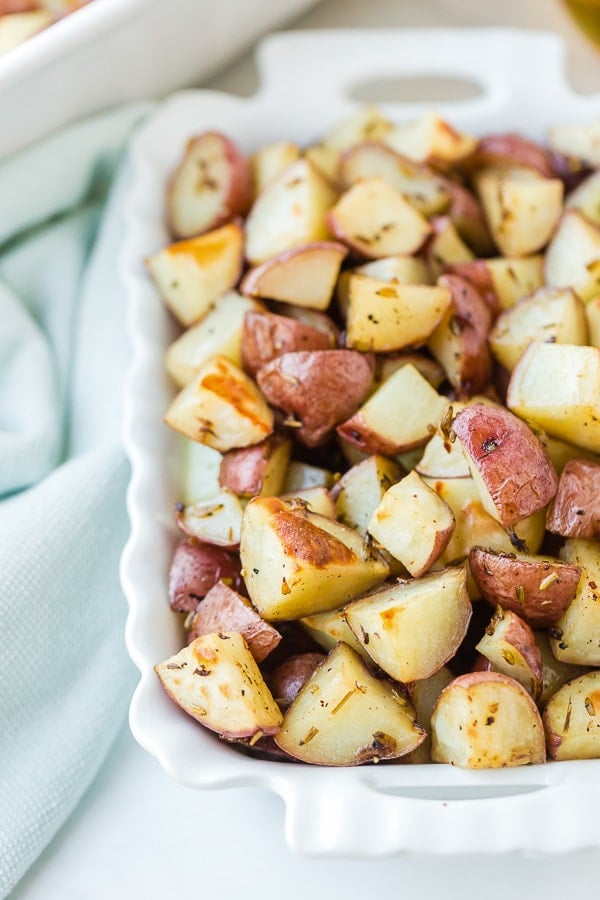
[349,75,484,106]
[375,784,545,802]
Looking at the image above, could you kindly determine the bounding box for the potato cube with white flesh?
[219,435,291,498]
[179,440,222,504]
[549,120,600,168]
[536,630,589,708]
[486,256,545,309]
[543,671,600,760]
[507,342,600,453]
[155,632,282,740]
[337,363,449,456]
[252,142,301,193]
[475,608,543,698]
[338,141,450,216]
[426,217,475,281]
[368,471,455,577]
[430,672,546,768]
[345,274,451,353]
[282,461,333,492]
[423,476,546,567]
[327,177,431,259]
[147,222,244,327]
[384,111,476,168]
[279,486,336,518]
[240,242,347,310]
[451,403,558,527]
[566,171,600,227]
[275,643,426,766]
[550,539,600,666]
[547,458,600,539]
[345,566,471,683]
[416,403,472,479]
[332,454,403,534]
[475,167,563,257]
[587,297,600,347]
[356,255,431,285]
[245,159,337,265]
[489,288,588,373]
[374,352,445,391]
[544,210,600,302]
[240,497,389,621]
[167,133,252,239]
[305,105,394,182]
[405,666,455,763]
[300,607,370,660]
[164,356,274,451]
[241,309,334,379]
[175,489,244,549]
[166,292,259,388]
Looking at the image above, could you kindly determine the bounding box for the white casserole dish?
[121,28,600,857]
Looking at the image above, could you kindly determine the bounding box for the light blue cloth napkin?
[0,103,151,898]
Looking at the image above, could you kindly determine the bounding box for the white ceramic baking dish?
[121,28,600,857]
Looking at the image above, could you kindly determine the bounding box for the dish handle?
[256,27,575,113]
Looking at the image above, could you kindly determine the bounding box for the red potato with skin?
[475,607,543,698]
[468,547,582,628]
[169,539,244,612]
[439,179,494,257]
[167,132,252,239]
[543,670,600,760]
[219,434,291,498]
[241,309,334,378]
[267,653,327,707]
[467,133,557,178]
[186,581,281,663]
[546,458,600,539]
[257,349,374,447]
[451,403,558,527]
[174,490,244,549]
[240,242,347,310]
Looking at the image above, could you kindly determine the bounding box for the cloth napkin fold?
[0,103,151,898]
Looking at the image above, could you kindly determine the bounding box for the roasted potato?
[546,459,600,539]
[219,435,291,498]
[331,454,403,534]
[241,241,347,310]
[169,539,244,612]
[549,538,600,666]
[543,670,600,760]
[241,308,334,378]
[475,607,543,698]
[267,653,326,707]
[174,490,244,550]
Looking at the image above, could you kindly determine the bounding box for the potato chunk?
[219,435,291,498]
[275,643,426,765]
[475,607,543,698]
[550,539,600,666]
[543,671,600,760]
[345,566,472,682]
[175,490,244,549]
[431,672,546,768]
[546,459,600,539]
[155,633,282,740]
[241,242,347,310]
[168,540,243,611]
[332,454,403,534]
[544,210,600,302]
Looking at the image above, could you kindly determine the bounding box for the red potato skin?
[546,459,600,539]
[267,652,326,707]
[452,404,559,527]
[439,179,495,256]
[469,547,582,628]
[257,350,375,447]
[187,581,281,663]
[169,539,244,612]
[241,310,333,378]
[444,260,501,318]
[219,434,289,496]
[240,241,347,300]
[167,132,253,239]
[471,654,493,672]
[485,608,543,691]
[437,273,493,396]
[468,133,556,178]
[336,413,427,457]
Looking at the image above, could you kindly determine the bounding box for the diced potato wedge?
[240,497,389,620]
[175,489,244,549]
[241,241,347,310]
[431,672,546,768]
[332,454,403,533]
[275,643,426,765]
[301,607,370,660]
[550,538,600,666]
[536,630,589,708]
[241,308,334,378]
[549,120,600,168]
[304,105,394,182]
[155,632,282,739]
[475,607,543,698]
[404,666,455,763]
[164,356,274,451]
[147,222,244,327]
[450,256,545,310]
[368,470,455,577]
[219,435,291,498]
[469,132,556,178]
[345,566,471,682]
[566,170,600,227]
[355,254,431,285]
[384,111,476,168]
[169,539,243,612]
[252,141,301,193]
[546,459,600,539]
[267,653,326,708]
[507,342,600,453]
[544,210,600,302]
[416,403,471,479]
[543,671,600,760]
[426,216,475,281]
[279,486,337,518]
[282,461,334,492]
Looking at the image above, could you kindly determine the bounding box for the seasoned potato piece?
[282,461,334,492]
[241,242,347,310]
[507,342,600,453]
[332,454,403,534]
[441,179,494,257]
[245,159,337,265]
[169,539,243,612]
[165,356,274,451]
[175,490,244,549]
[345,566,472,682]
[536,630,589,708]
[337,363,448,456]
[431,672,546,768]
[426,216,474,281]
[257,349,373,447]
[448,256,545,311]
[187,582,281,663]
[240,497,389,620]
[469,133,556,178]
[268,653,327,707]
[475,607,543,698]
[305,105,393,182]
[345,274,451,353]
[279,486,336,518]
[566,170,600,227]
[469,547,581,628]
[543,671,600,760]
[155,632,282,739]
[383,111,476,168]
[404,666,455,763]
[252,141,301,193]
[368,471,455,577]
[167,133,252,239]
[416,402,472,479]
[549,120,600,168]
[452,403,558,527]
[241,309,333,378]
[275,643,426,765]
[327,177,431,258]
[219,435,291,498]
[550,538,600,666]
[355,255,431,286]
[147,222,244,327]
[300,606,370,660]
[544,210,600,302]
[546,459,600,539]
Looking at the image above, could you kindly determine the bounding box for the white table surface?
[12,1,600,896]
